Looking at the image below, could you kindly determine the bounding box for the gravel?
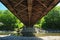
[0,35,60,40]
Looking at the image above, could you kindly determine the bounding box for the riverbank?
[0,35,60,40]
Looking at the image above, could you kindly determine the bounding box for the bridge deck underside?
[1,0,59,27]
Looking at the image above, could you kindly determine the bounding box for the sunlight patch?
[56,2,60,6]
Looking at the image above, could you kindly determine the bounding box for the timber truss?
[0,0,60,27]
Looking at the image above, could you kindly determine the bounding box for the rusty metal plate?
[1,0,59,27]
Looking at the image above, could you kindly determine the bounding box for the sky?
[0,2,60,10]
[0,2,7,10]
[57,2,60,6]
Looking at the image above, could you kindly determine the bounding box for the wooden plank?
[0,0,60,27]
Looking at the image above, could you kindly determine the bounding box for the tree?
[42,6,60,30]
[0,10,18,31]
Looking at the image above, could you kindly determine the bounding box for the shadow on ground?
[0,36,43,40]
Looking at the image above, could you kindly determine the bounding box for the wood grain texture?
[0,0,59,27]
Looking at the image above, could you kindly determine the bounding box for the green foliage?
[41,6,60,30]
[0,5,60,31]
[36,5,60,30]
[0,10,24,31]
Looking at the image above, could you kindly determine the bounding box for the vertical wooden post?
[28,0,33,26]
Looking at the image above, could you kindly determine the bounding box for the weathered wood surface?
[0,0,59,27]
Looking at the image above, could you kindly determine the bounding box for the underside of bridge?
[0,0,60,37]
